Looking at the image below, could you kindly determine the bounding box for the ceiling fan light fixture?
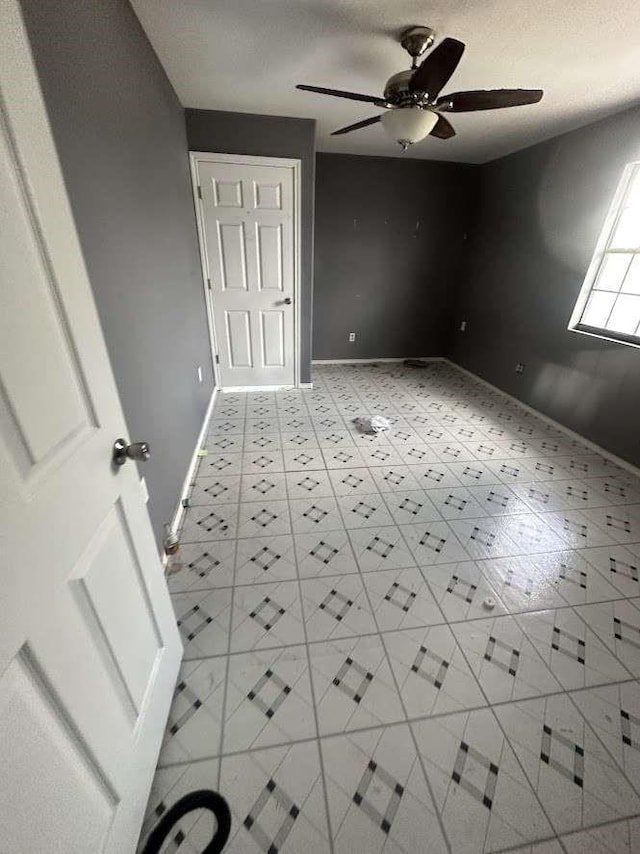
[381,106,438,149]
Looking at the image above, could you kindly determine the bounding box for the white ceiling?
[130,0,640,163]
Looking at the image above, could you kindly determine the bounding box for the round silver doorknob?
[112,438,150,467]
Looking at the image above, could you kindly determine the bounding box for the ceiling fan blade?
[331,115,383,136]
[296,84,388,108]
[437,89,543,112]
[408,37,465,97]
[429,114,456,140]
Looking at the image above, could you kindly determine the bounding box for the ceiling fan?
[296,26,543,149]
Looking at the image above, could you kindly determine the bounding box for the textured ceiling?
[130,0,640,163]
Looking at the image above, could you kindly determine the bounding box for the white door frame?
[189,151,302,391]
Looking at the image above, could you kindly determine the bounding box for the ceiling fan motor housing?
[384,70,417,105]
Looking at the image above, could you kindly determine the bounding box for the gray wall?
[186,109,316,383]
[313,153,479,360]
[20,0,214,544]
[450,104,640,468]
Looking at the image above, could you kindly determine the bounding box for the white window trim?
[568,161,640,349]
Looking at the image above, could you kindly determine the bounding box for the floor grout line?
[333,472,455,853]
[283,457,337,854]
[161,649,640,717]
[169,572,640,633]
[210,494,242,792]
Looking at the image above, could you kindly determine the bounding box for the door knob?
[283,297,292,305]
[112,438,150,467]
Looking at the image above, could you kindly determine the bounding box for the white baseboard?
[446,359,640,480]
[312,357,445,365]
[162,386,217,566]
[298,382,313,389]
[222,384,306,393]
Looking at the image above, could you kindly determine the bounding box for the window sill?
[568,323,640,350]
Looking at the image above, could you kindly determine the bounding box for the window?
[569,162,640,346]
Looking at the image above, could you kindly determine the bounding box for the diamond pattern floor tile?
[234,534,298,586]
[223,645,315,752]
[384,624,487,717]
[371,465,422,493]
[577,543,640,599]
[240,472,289,503]
[321,724,448,853]
[466,484,532,516]
[236,500,291,538]
[166,540,236,592]
[293,529,359,578]
[495,693,640,835]
[244,433,282,454]
[285,469,334,499]
[283,448,326,471]
[308,634,405,735]
[360,444,405,468]
[157,657,226,767]
[143,362,640,853]
[422,486,487,521]
[348,524,416,572]
[220,741,331,853]
[407,462,463,491]
[179,504,239,542]
[189,474,241,506]
[279,431,318,450]
[328,466,379,496]
[516,607,631,689]
[412,707,554,852]
[231,581,305,652]
[452,614,563,704]
[361,565,444,631]
[197,452,243,478]
[288,495,344,534]
[383,489,443,526]
[569,681,640,791]
[338,492,395,529]
[300,574,378,641]
[172,587,232,659]
[425,560,507,622]
[573,598,640,677]
[401,519,472,565]
[479,554,569,613]
[321,447,365,470]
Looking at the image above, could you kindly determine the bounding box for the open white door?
[0,4,182,852]
[193,154,300,389]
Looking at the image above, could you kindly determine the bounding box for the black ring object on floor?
[141,789,232,854]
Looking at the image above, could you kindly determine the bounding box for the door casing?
[190,151,302,391]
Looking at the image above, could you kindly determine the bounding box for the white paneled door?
[194,155,299,388]
[0,3,181,852]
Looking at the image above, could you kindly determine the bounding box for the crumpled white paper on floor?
[353,415,392,434]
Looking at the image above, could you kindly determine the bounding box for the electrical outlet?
[348,332,356,342]
[460,320,467,332]
[197,365,203,382]
[515,363,525,374]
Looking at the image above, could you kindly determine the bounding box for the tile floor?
[139,362,640,853]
